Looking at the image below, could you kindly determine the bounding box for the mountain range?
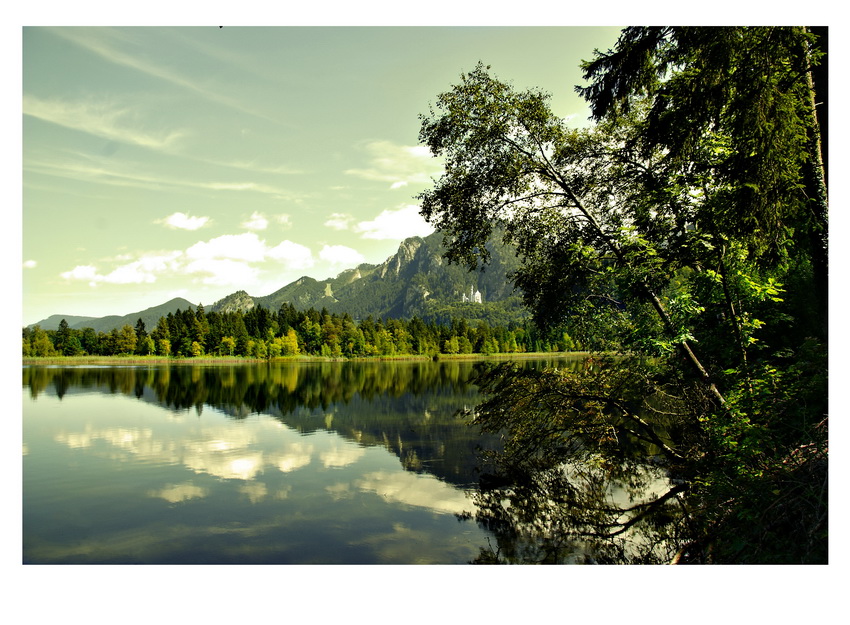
[30,231,527,333]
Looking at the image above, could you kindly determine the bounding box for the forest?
[22,302,577,359]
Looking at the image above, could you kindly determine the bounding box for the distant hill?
[29,314,98,331]
[29,231,528,333]
[29,298,196,333]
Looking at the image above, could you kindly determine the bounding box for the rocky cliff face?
[379,237,423,279]
[251,230,520,319]
[211,290,255,313]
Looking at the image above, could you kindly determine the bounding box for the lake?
[22,358,578,564]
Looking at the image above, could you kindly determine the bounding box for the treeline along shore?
[23,302,579,360]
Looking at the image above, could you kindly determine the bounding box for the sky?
[21,24,625,325]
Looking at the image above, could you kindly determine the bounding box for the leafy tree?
[280,328,300,356]
[220,336,236,356]
[417,30,827,564]
[157,338,172,357]
[115,325,137,355]
[29,326,57,357]
[139,335,155,356]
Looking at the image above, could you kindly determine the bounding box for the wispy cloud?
[23,94,184,151]
[201,157,306,176]
[344,140,442,189]
[25,157,302,200]
[156,212,210,231]
[23,260,38,269]
[324,212,355,231]
[48,27,280,125]
[241,211,269,231]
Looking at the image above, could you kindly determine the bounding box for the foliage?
[417,27,827,563]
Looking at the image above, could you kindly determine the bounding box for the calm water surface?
[23,359,576,564]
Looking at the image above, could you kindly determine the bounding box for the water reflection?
[27,359,587,564]
[24,360,574,488]
[24,390,486,563]
[28,357,662,564]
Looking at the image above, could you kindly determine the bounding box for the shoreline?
[21,351,590,367]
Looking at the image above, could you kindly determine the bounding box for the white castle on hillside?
[462,285,483,304]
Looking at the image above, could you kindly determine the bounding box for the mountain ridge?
[29,231,525,332]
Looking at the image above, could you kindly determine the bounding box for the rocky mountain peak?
[212,290,255,313]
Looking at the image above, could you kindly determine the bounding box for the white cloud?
[59,234,314,290]
[23,260,37,269]
[101,253,181,284]
[186,233,267,263]
[60,265,99,283]
[345,140,442,189]
[267,240,314,269]
[319,245,365,267]
[355,204,434,240]
[275,214,293,229]
[241,211,269,231]
[60,252,183,286]
[158,212,210,231]
[101,263,157,285]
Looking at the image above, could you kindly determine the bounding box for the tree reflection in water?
[466,360,697,564]
[23,361,505,489]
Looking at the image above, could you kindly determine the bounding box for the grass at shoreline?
[22,352,589,367]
